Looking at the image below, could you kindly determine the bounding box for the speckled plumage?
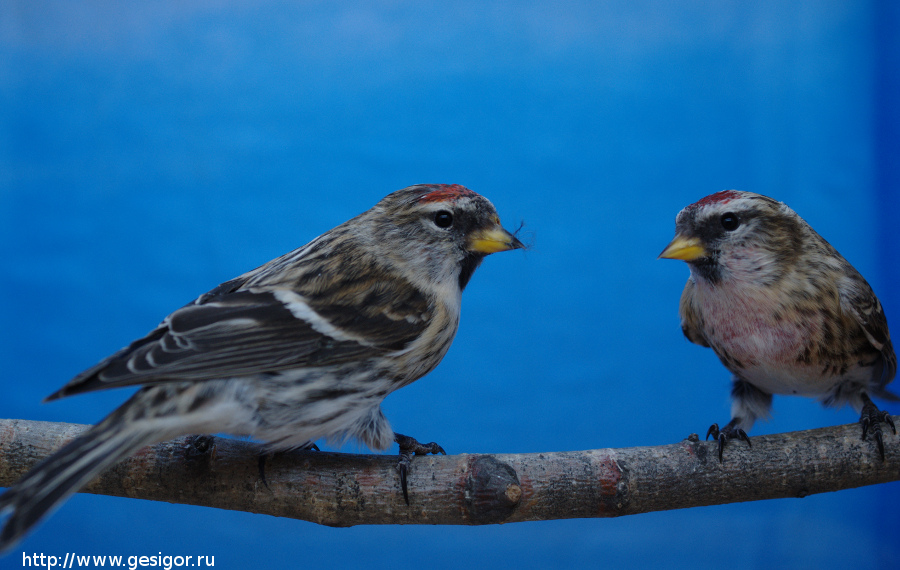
[661,190,896,460]
[0,184,523,549]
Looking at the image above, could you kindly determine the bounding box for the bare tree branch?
[0,418,897,526]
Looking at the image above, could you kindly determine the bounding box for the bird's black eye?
[720,213,740,231]
[433,210,453,228]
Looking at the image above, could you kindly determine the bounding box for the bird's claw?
[859,403,895,461]
[258,454,269,489]
[394,433,446,505]
[257,441,319,489]
[706,422,750,463]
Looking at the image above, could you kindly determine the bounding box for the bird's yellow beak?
[658,235,707,261]
[468,223,525,254]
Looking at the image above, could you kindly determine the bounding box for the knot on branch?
[463,455,522,524]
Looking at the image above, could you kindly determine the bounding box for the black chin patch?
[690,256,722,285]
[459,252,485,290]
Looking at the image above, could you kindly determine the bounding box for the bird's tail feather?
[0,421,157,551]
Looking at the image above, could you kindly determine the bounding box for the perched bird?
[659,190,896,461]
[0,184,524,549]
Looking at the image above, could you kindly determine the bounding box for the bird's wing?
[47,282,431,400]
[839,274,897,391]
[679,279,710,347]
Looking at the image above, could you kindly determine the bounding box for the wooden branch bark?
[0,418,898,526]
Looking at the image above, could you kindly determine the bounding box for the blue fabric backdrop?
[1,1,898,568]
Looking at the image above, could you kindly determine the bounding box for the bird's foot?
[860,401,896,461]
[258,441,319,489]
[394,433,445,505]
[706,422,751,463]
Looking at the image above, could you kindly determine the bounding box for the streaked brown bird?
[0,184,524,549]
[660,190,896,461]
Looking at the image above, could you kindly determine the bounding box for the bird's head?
[363,184,525,292]
[659,190,804,286]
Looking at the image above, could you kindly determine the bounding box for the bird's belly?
[737,361,834,397]
[706,313,833,397]
[248,366,396,450]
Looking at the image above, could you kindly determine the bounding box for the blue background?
[2,1,898,568]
